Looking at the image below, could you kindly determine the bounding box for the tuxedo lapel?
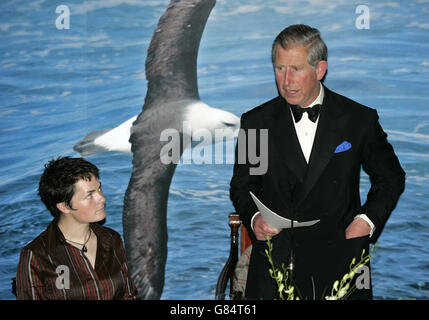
[267,97,307,184]
[295,88,350,206]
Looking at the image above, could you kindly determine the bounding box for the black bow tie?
[290,104,321,123]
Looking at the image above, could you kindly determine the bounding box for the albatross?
[74,0,237,299]
[73,100,239,155]
[73,2,238,157]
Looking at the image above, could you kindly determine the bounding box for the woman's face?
[65,175,106,223]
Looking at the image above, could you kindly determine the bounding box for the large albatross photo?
[74,0,238,299]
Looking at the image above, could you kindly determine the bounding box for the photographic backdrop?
[1,0,428,299]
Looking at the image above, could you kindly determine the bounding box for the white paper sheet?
[250,191,320,229]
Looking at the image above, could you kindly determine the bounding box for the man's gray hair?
[271,24,328,68]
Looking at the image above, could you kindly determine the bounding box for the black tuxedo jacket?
[230,86,405,299]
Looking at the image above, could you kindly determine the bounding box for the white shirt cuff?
[355,214,376,238]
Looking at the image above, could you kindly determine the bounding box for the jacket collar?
[266,85,349,206]
[266,95,308,183]
[296,85,349,205]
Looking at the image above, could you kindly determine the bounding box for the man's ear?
[316,60,328,81]
[56,202,70,214]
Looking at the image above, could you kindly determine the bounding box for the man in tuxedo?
[230,24,405,299]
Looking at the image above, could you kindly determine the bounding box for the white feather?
[94,115,137,154]
[77,101,240,155]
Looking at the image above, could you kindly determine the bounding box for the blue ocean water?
[1,0,428,300]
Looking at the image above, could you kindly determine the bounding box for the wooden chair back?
[215,213,252,299]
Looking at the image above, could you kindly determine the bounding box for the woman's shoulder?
[21,227,50,253]
[91,223,123,243]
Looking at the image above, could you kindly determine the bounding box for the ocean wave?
[71,0,168,15]
[397,152,429,159]
[220,5,264,16]
[407,21,429,30]
[386,129,429,145]
[213,0,344,18]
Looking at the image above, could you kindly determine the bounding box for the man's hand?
[345,217,371,239]
[253,213,281,241]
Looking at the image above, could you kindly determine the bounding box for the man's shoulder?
[325,86,377,118]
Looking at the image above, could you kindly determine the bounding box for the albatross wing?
[123,0,216,300]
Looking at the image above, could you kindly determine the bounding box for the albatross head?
[185,100,240,144]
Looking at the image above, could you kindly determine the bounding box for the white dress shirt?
[292,83,324,163]
[251,83,375,237]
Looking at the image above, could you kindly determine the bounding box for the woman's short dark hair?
[271,24,328,68]
[38,157,99,218]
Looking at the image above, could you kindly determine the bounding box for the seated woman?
[16,156,139,300]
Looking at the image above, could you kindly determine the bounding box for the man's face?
[274,45,327,107]
[65,175,106,223]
